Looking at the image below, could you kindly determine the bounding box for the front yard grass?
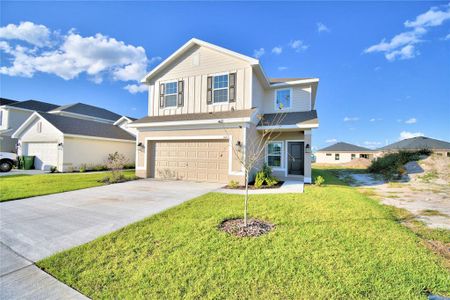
[0,170,136,202]
[38,170,450,299]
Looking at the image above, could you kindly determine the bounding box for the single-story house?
[12,112,136,172]
[315,142,375,164]
[377,136,450,157]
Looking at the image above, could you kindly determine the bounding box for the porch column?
[304,130,312,183]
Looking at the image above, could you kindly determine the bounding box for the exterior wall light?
[235,141,242,149]
[305,143,311,153]
[57,142,63,149]
[137,142,145,150]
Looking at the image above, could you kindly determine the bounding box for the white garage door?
[150,140,229,183]
[25,143,59,171]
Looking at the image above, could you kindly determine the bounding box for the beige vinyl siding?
[63,136,135,171]
[315,152,374,164]
[262,85,312,114]
[149,45,253,116]
[251,72,265,113]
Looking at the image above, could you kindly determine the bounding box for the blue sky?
[1,1,449,150]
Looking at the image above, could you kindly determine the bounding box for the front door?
[288,142,304,175]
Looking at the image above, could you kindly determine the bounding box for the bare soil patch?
[219,218,274,237]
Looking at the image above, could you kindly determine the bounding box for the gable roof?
[13,112,135,141]
[378,136,450,151]
[113,115,138,126]
[49,103,122,122]
[0,98,19,106]
[141,38,259,83]
[8,100,59,112]
[317,142,373,152]
[269,78,314,84]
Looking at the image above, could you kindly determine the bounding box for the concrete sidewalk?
[0,179,222,299]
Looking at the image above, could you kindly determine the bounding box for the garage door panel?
[151,139,228,183]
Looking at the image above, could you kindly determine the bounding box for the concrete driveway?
[0,179,222,299]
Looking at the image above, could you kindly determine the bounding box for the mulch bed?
[224,181,284,190]
[219,218,274,237]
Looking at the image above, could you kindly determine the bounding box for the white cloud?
[289,40,309,52]
[0,21,52,47]
[364,3,450,61]
[124,84,147,94]
[343,116,359,122]
[370,118,382,122]
[404,5,450,28]
[326,138,337,143]
[277,66,288,71]
[253,47,265,58]
[317,22,330,33]
[445,33,450,40]
[405,117,417,124]
[0,22,151,94]
[400,131,424,140]
[272,46,282,55]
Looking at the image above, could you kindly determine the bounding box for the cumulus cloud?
[253,47,265,59]
[364,3,450,61]
[400,131,424,140]
[289,40,309,52]
[370,118,382,122]
[343,116,359,122]
[124,84,148,94]
[405,118,417,124]
[272,46,282,55]
[317,22,330,33]
[0,22,155,93]
[0,21,53,47]
[326,138,337,143]
[277,66,288,71]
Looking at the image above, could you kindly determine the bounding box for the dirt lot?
[336,155,450,230]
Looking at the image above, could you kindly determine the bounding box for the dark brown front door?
[288,142,304,175]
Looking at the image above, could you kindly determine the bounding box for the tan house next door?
[149,139,229,183]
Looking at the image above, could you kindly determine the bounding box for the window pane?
[213,75,228,89]
[268,142,282,155]
[165,82,177,94]
[165,94,177,107]
[213,89,228,103]
[268,156,281,167]
[276,89,290,109]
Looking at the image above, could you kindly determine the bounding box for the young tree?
[220,112,286,226]
[105,151,128,182]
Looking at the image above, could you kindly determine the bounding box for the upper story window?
[213,74,229,103]
[164,82,178,108]
[275,88,291,110]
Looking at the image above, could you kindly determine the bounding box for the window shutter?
[159,83,165,108]
[177,80,184,107]
[229,73,236,103]
[207,76,213,104]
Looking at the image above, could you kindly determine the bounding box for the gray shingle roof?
[50,103,122,122]
[9,100,59,112]
[317,142,373,152]
[132,109,256,124]
[0,98,18,106]
[378,136,450,151]
[258,110,318,127]
[39,112,135,141]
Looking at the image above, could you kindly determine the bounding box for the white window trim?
[285,140,304,177]
[266,141,284,170]
[212,73,229,104]
[164,81,178,108]
[274,88,292,111]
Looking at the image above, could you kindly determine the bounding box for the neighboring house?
[0,99,59,152]
[114,116,138,136]
[12,112,136,171]
[315,142,374,164]
[377,136,450,157]
[130,38,319,184]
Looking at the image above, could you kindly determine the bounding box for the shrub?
[228,180,239,188]
[314,175,325,186]
[79,164,87,173]
[368,150,430,180]
[253,163,279,189]
[50,166,57,173]
[92,165,108,171]
[123,163,135,170]
[105,152,128,182]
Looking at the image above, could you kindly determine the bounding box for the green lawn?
[38,170,450,299]
[0,170,136,202]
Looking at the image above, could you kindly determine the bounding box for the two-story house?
[131,39,319,184]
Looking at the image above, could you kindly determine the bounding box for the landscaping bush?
[314,175,325,186]
[228,180,239,188]
[368,150,431,180]
[254,164,279,189]
[79,164,87,173]
[105,152,129,183]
